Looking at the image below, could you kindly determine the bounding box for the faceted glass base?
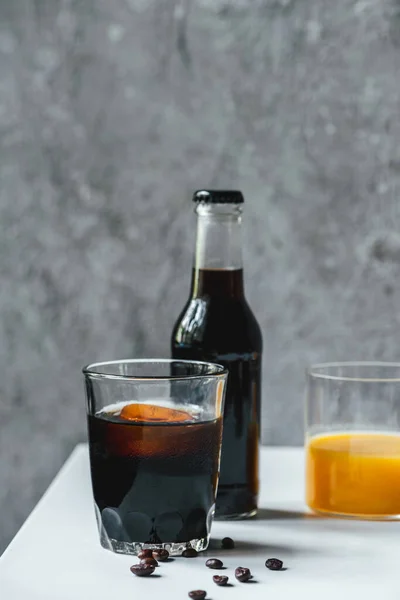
[99,530,210,556]
[94,500,214,556]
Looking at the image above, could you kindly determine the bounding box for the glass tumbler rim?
[83,358,228,382]
[307,361,400,383]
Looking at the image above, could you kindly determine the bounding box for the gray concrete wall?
[1,0,400,553]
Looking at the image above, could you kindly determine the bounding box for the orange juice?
[306,432,400,517]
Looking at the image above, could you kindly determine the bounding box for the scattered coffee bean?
[188,590,207,600]
[221,537,235,550]
[265,558,283,571]
[235,566,252,582]
[140,557,158,567]
[130,563,155,577]
[138,549,153,560]
[213,575,229,586]
[182,548,198,558]
[206,558,223,569]
[152,549,169,562]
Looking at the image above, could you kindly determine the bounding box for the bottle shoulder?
[171,295,262,353]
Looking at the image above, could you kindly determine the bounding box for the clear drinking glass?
[83,359,228,555]
[305,362,400,519]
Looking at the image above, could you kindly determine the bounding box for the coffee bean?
[213,575,229,586]
[188,591,206,600]
[130,563,155,577]
[221,537,235,549]
[265,558,283,571]
[182,548,198,558]
[138,549,153,560]
[140,557,158,567]
[152,549,169,562]
[206,558,223,569]
[235,566,252,582]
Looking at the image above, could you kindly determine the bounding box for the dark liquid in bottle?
[172,268,262,518]
[88,403,222,547]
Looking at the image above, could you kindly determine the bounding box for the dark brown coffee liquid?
[172,268,262,518]
[88,404,222,545]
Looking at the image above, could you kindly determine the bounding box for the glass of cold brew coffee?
[83,359,227,556]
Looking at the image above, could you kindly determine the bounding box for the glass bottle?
[171,190,263,519]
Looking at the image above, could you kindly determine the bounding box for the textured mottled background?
[1,0,400,553]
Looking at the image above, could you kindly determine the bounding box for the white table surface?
[1,445,400,600]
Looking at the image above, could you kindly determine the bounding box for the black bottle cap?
[193,190,244,204]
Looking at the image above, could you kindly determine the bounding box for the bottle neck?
[191,204,244,298]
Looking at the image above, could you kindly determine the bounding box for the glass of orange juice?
[305,362,400,519]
